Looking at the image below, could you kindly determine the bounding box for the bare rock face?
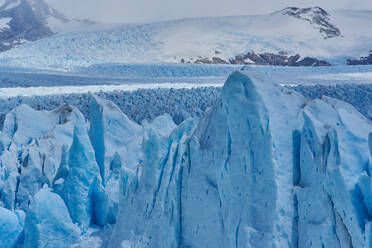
[194,57,229,64]
[0,0,67,52]
[188,51,331,67]
[279,7,342,39]
[347,52,372,65]
[294,57,331,66]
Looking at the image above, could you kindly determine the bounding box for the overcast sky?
[46,0,372,24]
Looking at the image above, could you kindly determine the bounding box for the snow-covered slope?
[0,7,371,69]
[1,71,372,247]
[277,7,341,39]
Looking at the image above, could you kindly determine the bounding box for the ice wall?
[1,71,372,247]
[23,187,80,248]
[110,71,372,247]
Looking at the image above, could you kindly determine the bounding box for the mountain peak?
[276,7,341,39]
[24,0,68,23]
[281,6,329,16]
[0,0,70,51]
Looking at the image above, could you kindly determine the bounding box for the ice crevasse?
[1,71,372,247]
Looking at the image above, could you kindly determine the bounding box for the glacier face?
[23,186,80,248]
[110,72,372,247]
[1,71,372,247]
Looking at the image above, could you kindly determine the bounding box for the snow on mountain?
[0,7,370,69]
[0,0,59,51]
[0,17,10,29]
[0,0,98,52]
[1,71,372,247]
[278,7,341,39]
[331,10,372,60]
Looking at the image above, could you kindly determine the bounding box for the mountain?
[0,0,64,51]
[1,71,372,247]
[0,6,370,70]
[278,7,342,39]
[0,0,97,52]
[347,51,372,65]
[194,51,331,66]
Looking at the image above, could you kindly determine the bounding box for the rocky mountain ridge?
[0,0,67,51]
[188,51,331,66]
[278,7,342,39]
[0,0,96,52]
[347,51,372,65]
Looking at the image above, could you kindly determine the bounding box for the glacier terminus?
[0,71,372,247]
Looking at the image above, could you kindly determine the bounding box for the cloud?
[46,0,372,24]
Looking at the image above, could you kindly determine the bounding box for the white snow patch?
[0,17,11,30]
[244,57,255,64]
[4,0,20,11]
[0,0,6,8]
[46,16,65,33]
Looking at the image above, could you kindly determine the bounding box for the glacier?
[0,86,221,131]
[0,7,371,70]
[1,71,372,247]
[23,186,80,248]
[0,207,24,248]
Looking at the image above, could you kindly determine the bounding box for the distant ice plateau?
[0,3,371,70]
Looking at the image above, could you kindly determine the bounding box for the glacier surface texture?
[1,71,372,247]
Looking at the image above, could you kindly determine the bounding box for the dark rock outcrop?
[278,7,341,39]
[0,0,67,52]
[194,56,229,64]
[294,57,331,66]
[187,51,331,67]
[347,52,372,65]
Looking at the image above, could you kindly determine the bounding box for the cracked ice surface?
[1,71,372,247]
